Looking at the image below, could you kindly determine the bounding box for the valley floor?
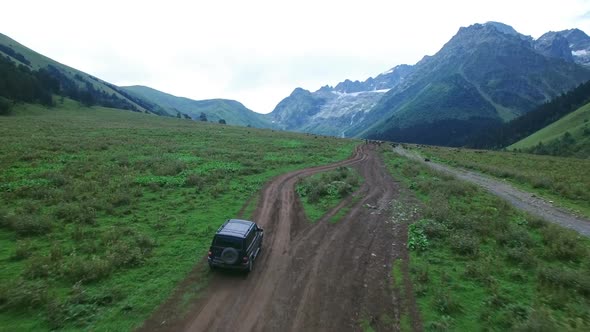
[138,144,420,331]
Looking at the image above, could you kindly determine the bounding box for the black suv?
[207,219,263,272]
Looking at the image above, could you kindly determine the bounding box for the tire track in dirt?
[139,144,418,332]
[394,146,590,237]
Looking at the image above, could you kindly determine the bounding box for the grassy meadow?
[410,145,590,218]
[381,147,590,331]
[0,100,358,331]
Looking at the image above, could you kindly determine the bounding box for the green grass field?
[380,147,590,331]
[509,101,590,151]
[412,145,590,218]
[0,100,358,331]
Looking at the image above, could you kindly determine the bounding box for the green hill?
[122,85,272,128]
[0,33,269,128]
[0,33,167,115]
[509,101,590,157]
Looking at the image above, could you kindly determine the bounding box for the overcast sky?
[2,0,590,114]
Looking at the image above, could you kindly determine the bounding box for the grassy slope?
[509,101,590,150]
[0,100,358,331]
[413,146,590,218]
[380,147,590,331]
[122,86,272,128]
[0,33,149,113]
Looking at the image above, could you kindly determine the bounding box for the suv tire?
[221,247,239,264]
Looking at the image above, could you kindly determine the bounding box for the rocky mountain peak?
[483,21,520,36]
[535,32,575,62]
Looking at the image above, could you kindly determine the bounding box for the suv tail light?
[243,256,249,263]
[208,251,212,257]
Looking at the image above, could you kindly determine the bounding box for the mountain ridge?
[0,32,269,128]
[269,22,590,146]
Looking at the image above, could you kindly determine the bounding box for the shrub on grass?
[54,203,96,225]
[2,214,53,236]
[0,279,49,311]
[540,225,586,261]
[538,267,590,297]
[418,219,448,240]
[109,191,132,207]
[496,226,534,249]
[152,159,187,176]
[63,255,113,283]
[43,171,70,187]
[527,216,548,229]
[23,254,53,279]
[423,194,452,222]
[463,258,493,281]
[13,239,34,260]
[450,231,479,256]
[185,173,205,189]
[440,179,477,197]
[513,307,558,332]
[433,289,463,315]
[426,315,454,331]
[505,247,537,268]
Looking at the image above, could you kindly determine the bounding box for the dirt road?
[394,146,590,237]
[139,144,419,332]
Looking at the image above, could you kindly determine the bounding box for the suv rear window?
[213,235,243,249]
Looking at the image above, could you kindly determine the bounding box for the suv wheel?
[220,247,239,264]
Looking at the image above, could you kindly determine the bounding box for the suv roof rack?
[216,219,255,238]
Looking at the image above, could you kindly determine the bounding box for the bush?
[538,267,590,297]
[496,226,534,248]
[63,255,113,283]
[1,214,53,236]
[54,203,96,225]
[505,247,537,268]
[13,240,34,260]
[0,279,49,311]
[527,216,548,229]
[152,159,187,176]
[540,225,586,261]
[42,171,70,187]
[109,191,132,207]
[450,232,479,256]
[513,307,557,332]
[417,219,448,240]
[185,173,205,189]
[0,96,13,115]
[433,290,462,315]
[23,254,53,279]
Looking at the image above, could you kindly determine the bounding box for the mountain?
[535,29,590,66]
[0,32,171,115]
[123,86,272,127]
[0,33,268,128]
[268,64,414,136]
[269,22,590,146]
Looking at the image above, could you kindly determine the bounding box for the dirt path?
[138,144,420,332]
[393,146,590,237]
